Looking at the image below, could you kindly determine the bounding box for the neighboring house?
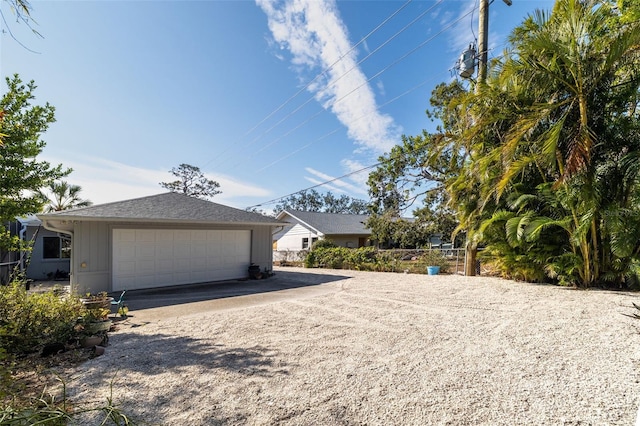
[18,215,71,281]
[0,220,23,284]
[274,210,372,252]
[0,217,70,284]
[37,192,286,294]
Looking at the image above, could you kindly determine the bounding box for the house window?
[312,237,318,247]
[43,236,71,259]
[302,238,309,249]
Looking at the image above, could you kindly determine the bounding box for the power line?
[244,7,485,210]
[251,69,451,174]
[246,162,383,209]
[239,0,444,158]
[223,1,472,173]
[243,0,414,140]
[202,0,414,172]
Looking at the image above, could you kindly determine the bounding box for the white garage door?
[112,229,251,291]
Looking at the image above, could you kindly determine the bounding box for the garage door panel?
[191,243,207,257]
[174,243,191,257]
[156,260,174,273]
[136,243,156,258]
[135,274,156,287]
[156,245,173,259]
[191,231,206,241]
[191,258,207,270]
[114,229,135,241]
[114,261,136,275]
[156,230,174,242]
[175,230,190,241]
[136,230,156,242]
[113,229,251,291]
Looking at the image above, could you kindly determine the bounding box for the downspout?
[41,220,75,291]
[18,221,27,275]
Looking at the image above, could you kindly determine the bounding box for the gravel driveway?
[66,267,640,425]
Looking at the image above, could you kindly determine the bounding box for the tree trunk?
[465,244,477,276]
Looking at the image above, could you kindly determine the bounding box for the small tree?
[0,75,69,251]
[160,163,221,200]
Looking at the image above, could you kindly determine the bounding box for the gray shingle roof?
[279,210,371,235]
[38,192,284,226]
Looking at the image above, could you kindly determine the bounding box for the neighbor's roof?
[38,192,284,226]
[17,215,41,226]
[277,210,371,235]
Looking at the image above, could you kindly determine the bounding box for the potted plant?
[422,250,448,275]
[79,291,113,309]
[77,295,113,336]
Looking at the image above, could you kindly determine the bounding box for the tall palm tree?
[39,181,92,212]
[494,0,640,185]
[470,0,640,286]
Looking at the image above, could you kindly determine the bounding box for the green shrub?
[304,246,349,268]
[311,239,337,250]
[345,247,378,270]
[304,247,456,274]
[321,247,350,269]
[0,282,83,355]
[303,250,315,268]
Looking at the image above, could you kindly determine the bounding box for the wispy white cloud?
[42,154,271,208]
[302,177,345,194]
[447,2,503,60]
[447,2,479,55]
[256,0,400,155]
[305,167,368,195]
[340,159,371,190]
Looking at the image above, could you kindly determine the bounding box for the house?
[0,217,70,284]
[0,220,23,284]
[274,210,372,252]
[37,192,286,294]
[18,215,71,281]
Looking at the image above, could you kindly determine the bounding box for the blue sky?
[1,0,553,212]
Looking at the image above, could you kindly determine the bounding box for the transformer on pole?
[457,43,477,79]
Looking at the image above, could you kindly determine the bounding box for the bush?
[312,247,350,269]
[311,239,337,250]
[304,247,451,274]
[0,282,83,355]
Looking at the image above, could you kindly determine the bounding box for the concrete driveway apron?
[112,268,351,323]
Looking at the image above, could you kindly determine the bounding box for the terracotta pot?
[84,320,112,334]
[80,335,103,348]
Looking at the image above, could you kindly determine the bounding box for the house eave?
[37,215,283,227]
[275,211,322,234]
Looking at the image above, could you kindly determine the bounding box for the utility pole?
[464,0,511,276]
[477,0,489,91]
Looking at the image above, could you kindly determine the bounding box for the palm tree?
[39,181,92,212]
[470,0,640,286]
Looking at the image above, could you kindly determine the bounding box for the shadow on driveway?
[109,269,350,316]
